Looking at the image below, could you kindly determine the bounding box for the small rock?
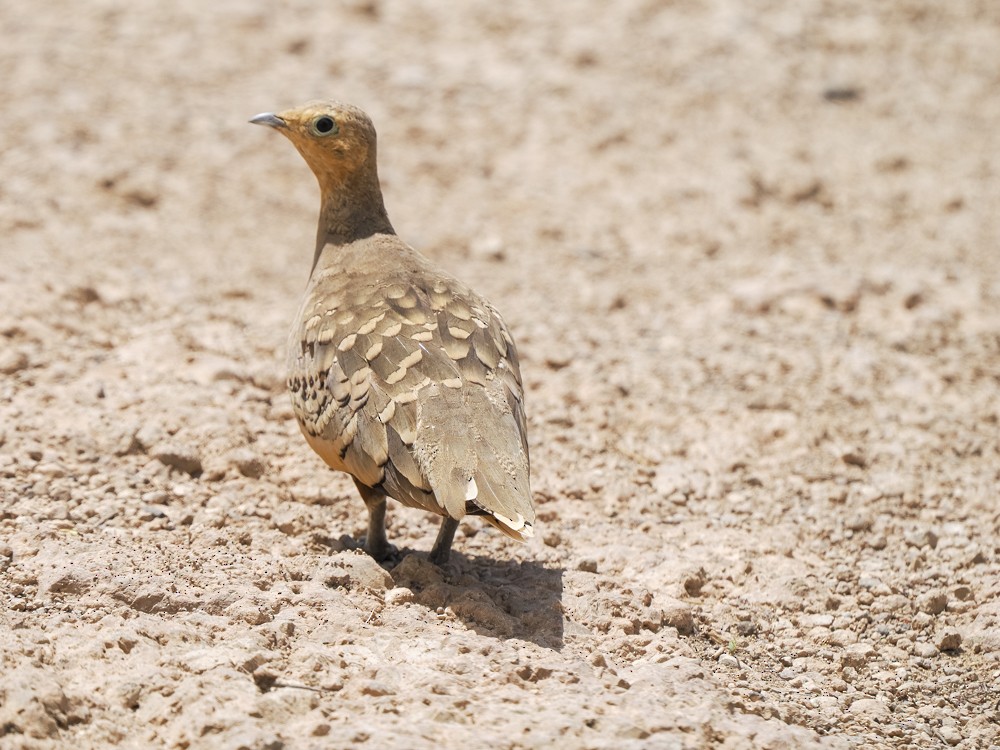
[141,490,170,505]
[823,85,862,102]
[871,594,909,613]
[544,352,572,370]
[660,598,694,634]
[904,529,939,549]
[828,629,858,647]
[718,653,740,668]
[912,642,937,659]
[470,234,506,262]
[272,510,303,535]
[0,348,29,375]
[879,645,908,663]
[226,447,266,479]
[682,567,708,597]
[840,643,875,669]
[849,698,889,718]
[384,587,414,606]
[840,450,867,468]
[952,585,973,601]
[515,665,554,682]
[845,513,873,532]
[916,591,948,615]
[542,532,561,547]
[138,505,168,522]
[936,629,962,653]
[577,559,598,573]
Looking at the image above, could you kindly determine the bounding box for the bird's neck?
[311,167,395,275]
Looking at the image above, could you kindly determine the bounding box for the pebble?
[849,698,890,718]
[577,559,598,573]
[952,585,973,601]
[470,234,506,262]
[828,629,858,646]
[0,348,29,374]
[858,575,885,591]
[226,447,266,479]
[845,512,873,531]
[912,642,937,658]
[682,568,707,597]
[141,490,170,505]
[936,629,962,652]
[384,587,415,606]
[659,598,694,635]
[840,643,875,669]
[718,653,740,668]
[916,591,948,615]
[904,529,939,549]
[138,505,168,521]
[867,535,888,550]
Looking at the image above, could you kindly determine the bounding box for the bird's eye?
[310,116,338,136]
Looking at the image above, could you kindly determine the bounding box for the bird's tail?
[415,384,534,541]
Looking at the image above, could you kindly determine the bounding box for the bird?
[250,101,534,565]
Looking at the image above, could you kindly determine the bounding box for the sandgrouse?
[251,101,534,565]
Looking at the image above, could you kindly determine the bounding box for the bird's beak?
[249,112,287,129]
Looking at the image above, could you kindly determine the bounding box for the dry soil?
[1,1,999,748]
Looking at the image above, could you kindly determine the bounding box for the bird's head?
[250,100,378,187]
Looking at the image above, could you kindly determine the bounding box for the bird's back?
[287,234,534,539]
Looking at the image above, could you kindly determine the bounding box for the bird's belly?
[299,424,349,474]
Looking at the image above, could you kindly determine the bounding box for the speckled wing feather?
[287,236,533,538]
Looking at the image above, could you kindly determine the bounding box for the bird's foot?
[428,516,460,567]
[360,536,400,564]
[427,546,450,567]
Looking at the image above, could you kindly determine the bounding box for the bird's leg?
[428,516,460,566]
[353,481,396,561]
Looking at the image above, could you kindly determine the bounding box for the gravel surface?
[2,1,999,748]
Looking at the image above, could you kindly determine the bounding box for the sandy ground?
[2,1,1000,748]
